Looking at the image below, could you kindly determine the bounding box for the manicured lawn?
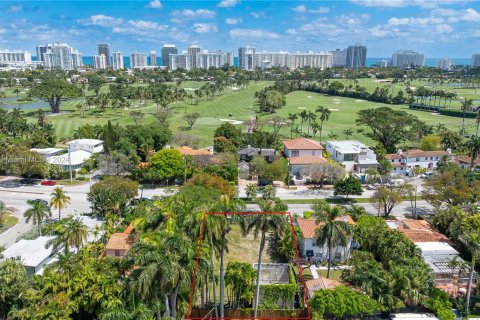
[0,215,19,234]
[316,269,343,281]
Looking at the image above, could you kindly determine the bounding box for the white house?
[30,148,64,158]
[325,140,378,173]
[386,149,451,176]
[47,150,93,171]
[283,138,329,179]
[296,216,355,263]
[1,236,55,275]
[67,139,104,153]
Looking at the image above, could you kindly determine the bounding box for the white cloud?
[310,7,330,13]
[147,0,162,9]
[292,5,307,13]
[229,28,280,40]
[433,8,480,22]
[388,16,443,26]
[112,19,168,36]
[0,29,6,34]
[193,23,218,33]
[436,24,453,33]
[225,18,242,25]
[217,0,239,8]
[251,12,266,19]
[172,9,216,19]
[286,28,297,35]
[8,5,22,12]
[78,15,123,27]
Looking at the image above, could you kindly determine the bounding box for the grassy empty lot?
[0,215,19,234]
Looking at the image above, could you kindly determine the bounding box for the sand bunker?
[307,95,312,98]
[219,118,243,125]
[298,107,306,110]
[332,98,341,101]
[328,108,340,111]
[431,113,442,116]
[355,99,364,102]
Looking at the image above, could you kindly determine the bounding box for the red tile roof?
[177,146,212,156]
[386,154,402,160]
[454,155,480,166]
[283,138,323,150]
[306,277,342,298]
[297,216,355,238]
[390,219,451,243]
[106,233,132,251]
[289,155,329,165]
[404,149,449,158]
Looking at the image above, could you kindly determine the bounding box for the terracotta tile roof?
[177,146,212,156]
[283,138,323,150]
[306,277,342,298]
[297,216,355,238]
[390,219,451,243]
[454,155,480,166]
[391,162,406,167]
[404,149,449,158]
[105,233,132,251]
[386,154,402,160]
[289,155,329,165]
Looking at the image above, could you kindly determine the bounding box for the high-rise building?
[130,52,147,69]
[98,44,111,66]
[251,50,332,70]
[346,44,367,68]
[150,51,157,66]
[161,44,177,67]
[238,46,256,70]
[472,53,480,68]
[112,51,124,70]
[0,49,32,66]
[93,54,107,69]
[42,43,82,70]
[378,60,389,68]
[437,58,453,70]
[187,45,201,69]
[330,49,347,67]
[391,50,424,68]
[36,44,51,63]
[169,49,234,70]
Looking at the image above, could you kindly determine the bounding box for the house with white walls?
[386,149,451,176]
[325,140,378,173]
[283,138,329,179]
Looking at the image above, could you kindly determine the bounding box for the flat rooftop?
[326,140,369,154]
[2,236,55,267]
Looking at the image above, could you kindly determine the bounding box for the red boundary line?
[186,211,311,320]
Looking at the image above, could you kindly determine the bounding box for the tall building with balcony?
[98,43,110,66]
[472,53,480,68]
[130,52,147,69]
[169,49,234,70]
[149,51,157,66]
[36,44,52,63]
[112,51,124,70]
[437,58,453,70]
[93,54,107,69]
[330,49,347,67]
[187,45,201,69]
[42,43,83,70]
[0,49,32,66]
[238,46,256,70]
[391,50,425,68]
[346,44,367,68]
[161,44,177,67]
[249,50,332,70]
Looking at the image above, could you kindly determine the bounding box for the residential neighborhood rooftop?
[1,236,55,269]
[288,155,328,165]
[282,138,323,150]
[305,277,342,298]
[177,146,213,156]
[297,216,355,238]
[47,150,93,166]
[325,140,370,154]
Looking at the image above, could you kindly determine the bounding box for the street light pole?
[68,148,73,183]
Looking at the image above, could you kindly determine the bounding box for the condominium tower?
[346,44,367,68]
[238,46,256,70]
[330,49,347,67]
[437,58,453,70]
[98,44,111,66]
[473,53,480,68]
[150,51,157,66]
[161,44,177,67]
[36,44,51,63]
[41,43,83,70]
[112,51,124,70]
[130,52,147,69]
[0,49,32,66]
[169,47,233,70]
[391,50,425,68]
[253,51,333,70]
[93,54,107,69]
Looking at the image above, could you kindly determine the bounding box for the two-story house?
[325,140,378,174]
[386,149,451,176]
[283,138,328,177]
[296,216,355,263]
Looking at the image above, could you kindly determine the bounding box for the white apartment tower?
[472,53,480,68]
[130,52,147,69]
[42,43,82,70]
[150,51,157,66]
[249,50,333,70]
[437,58,453,70]
[112,51,124,70]
[93,54,107,69]
[238,46,256,70]
[391,50,425,68]
[0,49,32,66]
[169,49,233,70]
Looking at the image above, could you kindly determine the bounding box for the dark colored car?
[41,180,57,186]
[20,178,36,185]
[257,179,273,187]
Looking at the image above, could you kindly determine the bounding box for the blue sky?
[0,0,479,57]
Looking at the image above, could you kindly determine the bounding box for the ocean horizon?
[33,56,472,68]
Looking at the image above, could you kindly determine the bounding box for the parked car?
[41,180,57,186]
[257,179,273,187]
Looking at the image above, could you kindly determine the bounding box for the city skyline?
[0,1,479,57]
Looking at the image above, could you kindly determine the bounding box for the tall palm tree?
[343,128,353,139]
[47,217,88,254]
[299,110,308,136]
[287,113,298,138]
[241,197,287,319]
[315,106,331,143]
[461,98,473,137]
[306,111,316,137]
[49,187,71,220]
[460,231,480,315]
[465,137,480,170]
[24,199,51,236]
[313,201,352,278]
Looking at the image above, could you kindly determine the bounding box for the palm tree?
[287,113,298,138]
[312,200,352,278]
[460,231,480,315]
[343,128,353,139]
[461,98,473,137]
[241,196,287,319]
[24,199,51,236]
[47,217,88,254]
[328,131,338,140]
[465,137,480,170]
[306,111,316,137]
[12,88,20,97]
[315,106,331,143]
[299,110,308,135]
[49,187,71,220]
